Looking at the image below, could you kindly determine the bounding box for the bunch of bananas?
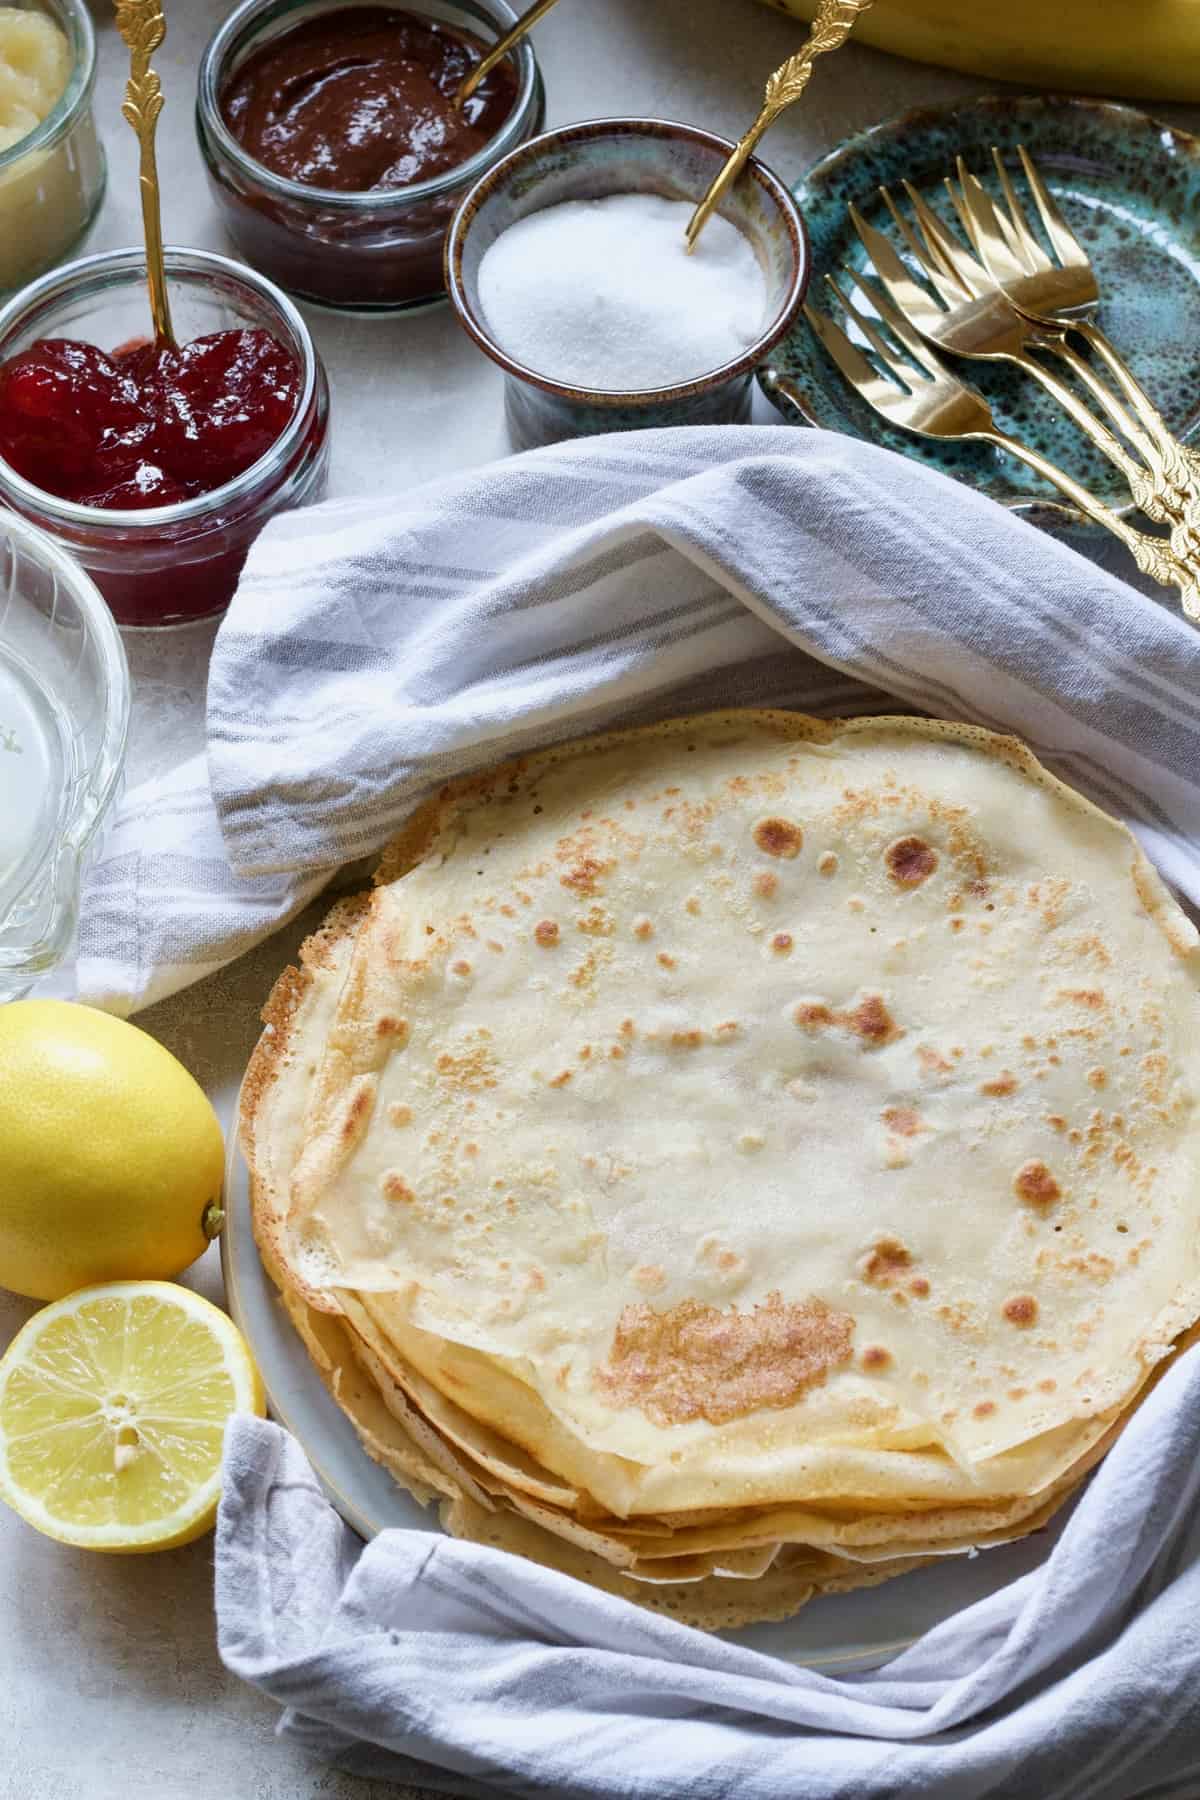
[758,0,1200,103]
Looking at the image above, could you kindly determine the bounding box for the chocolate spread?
[220,6,518,191]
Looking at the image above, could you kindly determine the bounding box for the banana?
[757,0,1200,104]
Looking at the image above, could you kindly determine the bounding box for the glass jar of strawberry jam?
[196,0,545,315]
[0,247,330,627]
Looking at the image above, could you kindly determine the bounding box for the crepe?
[242,711,1200,1620]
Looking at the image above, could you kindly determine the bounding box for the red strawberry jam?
[0,327,300,509]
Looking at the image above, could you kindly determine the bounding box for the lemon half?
[0,1281,264,1551]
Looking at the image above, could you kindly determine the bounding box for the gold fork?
[803,270,1200,620]
[848,190,1175,530]
[954,147,1200,549]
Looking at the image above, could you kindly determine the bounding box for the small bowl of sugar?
[445,116,808,450]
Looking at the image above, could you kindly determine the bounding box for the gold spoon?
[454,0,562,108]
[114,0,175,349]
[686,0,874,253]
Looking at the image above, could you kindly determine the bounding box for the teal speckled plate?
[758,95,1200,530]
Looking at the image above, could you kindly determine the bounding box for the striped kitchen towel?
[76,425,1200,1014]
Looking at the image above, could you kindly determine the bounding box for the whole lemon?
[0,1001,224,1301]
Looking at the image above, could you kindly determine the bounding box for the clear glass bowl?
[0,511,129,1000]
[196,0,546,315]
[0,246,331,628]
[0,0,105,296]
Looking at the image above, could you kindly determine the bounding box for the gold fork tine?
[901,180,991,297]
[953,159,1033,285]
[803,301,902,410]
[875,189,965,309]
[943,172,982,258]
[849,200,955,320]
[1016,144,1083,269]
[825,273,924,391]
[839,265,948,378]
[989,148,1051,272]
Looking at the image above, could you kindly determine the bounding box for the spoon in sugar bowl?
[455,0,563,107]
[114,0,176,348]
[686,0,875,252]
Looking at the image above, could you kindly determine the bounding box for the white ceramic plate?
[221,1117,1076,1673]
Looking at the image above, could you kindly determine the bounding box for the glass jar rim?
[0,245,321,531]
[196,0,543,213]
[0,0,97,179]
[1,511,129,858]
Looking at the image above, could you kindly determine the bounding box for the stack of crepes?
[242,712,1200,1629]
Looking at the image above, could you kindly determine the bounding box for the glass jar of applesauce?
[196,0,545,315]
[0,0,105,295]
[0,247,331,628]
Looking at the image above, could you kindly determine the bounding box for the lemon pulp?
[0,1281,264,1551]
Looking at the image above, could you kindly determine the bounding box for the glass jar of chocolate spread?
[196,0,546,315]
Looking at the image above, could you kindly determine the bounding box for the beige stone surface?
[5,2,1198,1795]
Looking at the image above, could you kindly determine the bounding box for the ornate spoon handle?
[114,0,175,349]
[685,0,874,253]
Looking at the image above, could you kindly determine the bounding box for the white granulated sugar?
[476,192,769,392]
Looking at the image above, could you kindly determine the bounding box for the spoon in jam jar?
[454,0,562,107]
[114,0,175,347]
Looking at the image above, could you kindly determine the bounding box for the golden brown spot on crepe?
[534,919,559,947]
[609,1045,624,1060]
[375,1014,407,1039]
[633,1265,667,1295]
[1059,988,1106,1009]
[658,952,677,970]
[435,1042,498,1092]
[576,906,613,937]
[973,1400,997,1419]
[1008,1386,1029,1401]
[1039,1378,1057,1393]
[595,1292,855,1427]
[525,1268,545,1292]
[754,871,779,899]
[450,959,472,977]
[1014,1160,1061,1212]
[860,1345,892,1372]
[771,933,793,954]
[560,854,610,896]
[1046,1114,1067,1132]
[670,1029,704,1050]
[817,851,838,876]
[793,993,903,1048]
[685,897,702,917]
[753,818,803,859]
[340,1079,376,1146]
[1002,1295,1038,1327]
[548,1070,573,1088]
[382,1171,414,1203]
[882,1106,922,1138]
[388,1103,412,1128]
[633,916,654,940]
[885,836,938,888]
[714,1021,739,1039]
[620,1019,635,1037]
[858,1236,912,1286]
[1087,1067,1107,1089]
[980,1071,1018,1097]
[918,1045,953,1076]
[909,1276,931,1299]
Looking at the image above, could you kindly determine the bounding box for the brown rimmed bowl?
[445,116,810,450]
